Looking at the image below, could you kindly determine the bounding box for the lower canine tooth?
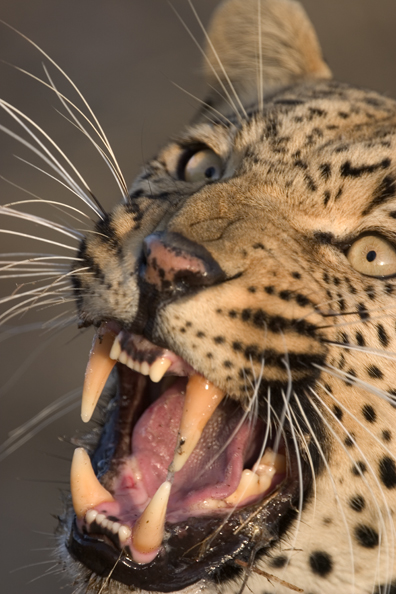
[132,481,171,555]
[149,357,171,383]
[70,448,115,519]
[172,375,225,473]
[81,323,117,423]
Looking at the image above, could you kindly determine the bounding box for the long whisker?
[0,386,81,460]
[292,391,356,590]
[0,205,82,239]
[168,2,243,122]
[0,19,124,202]
[309,389,395,584]
[186,0,248,119]
[314,363,396,405]
[0,100,103,217]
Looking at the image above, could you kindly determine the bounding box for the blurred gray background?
[0,1,396,592]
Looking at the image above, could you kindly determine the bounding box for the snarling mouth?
[68,322,305,592]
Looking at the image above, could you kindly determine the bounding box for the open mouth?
[68,322,305,592]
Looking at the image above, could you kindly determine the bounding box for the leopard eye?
[182,149,222,183]
[347,235,396,277]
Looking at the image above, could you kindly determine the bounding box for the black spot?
[323,190,331,207]
[206,352,213,359]
[333,405,343,421]
[232,341,243,352]
[264,285,275,295]
[241,309,252,321]
[253,242,265,250]
[340,158,391,178]
[379,456,396,489]
[349,495,365,512]
[362,404,377,423]
[344,368,357,386]
[324,383,333,394]
[357,303,370,320]
[223,360,233,369]
[248,286,257,293]
[323,272,330,284]
[352,461,367,476]
[385,283,394,295]
[356,331,366,347]
[213,336,225,344]
[354,524,379,548]
[362,175,396,216]
[319,163,332,180]
[292,271,301,279]
[345,435,355,448]
[279,290,292,301]
[296,294,311,307]
[365,285,376,300]
[309,551,333,577]
[377,324,390,348]
[382,430,392,442]
[228,310,237,319]
[196,331,205,338]
[367,365,384,380]
[270,555,288,569]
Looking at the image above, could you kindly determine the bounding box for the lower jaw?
[68,474,302,593]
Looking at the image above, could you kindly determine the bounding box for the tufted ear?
[203,0,332,112]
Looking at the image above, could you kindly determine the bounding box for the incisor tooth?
[81,323,117,423]
[70,447,114,519]
[172,375,225,473]
[132,481,171,554]
[149,357,171,383]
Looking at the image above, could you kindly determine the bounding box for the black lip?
[68,468,304,592]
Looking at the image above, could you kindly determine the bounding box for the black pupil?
[205,166,216,179]
[366,250,377,263]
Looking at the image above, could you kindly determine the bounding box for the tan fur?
[66,1,396,593]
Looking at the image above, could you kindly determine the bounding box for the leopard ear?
[203,0,332,112]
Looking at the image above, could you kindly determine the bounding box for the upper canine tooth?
[70,447,115,519]
[149,357,171,383]
[132,481,171,555]
[109,332,122,360]
[172,375,225,473]
[81,323,117,423]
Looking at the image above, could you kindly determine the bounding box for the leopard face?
[2,1,396,593]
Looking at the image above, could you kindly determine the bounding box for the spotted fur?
[3,1,396,593]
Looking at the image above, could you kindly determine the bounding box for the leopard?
[2,1,396,593]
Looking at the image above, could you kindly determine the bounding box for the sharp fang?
[70,447,114,519]
[109,332,122,360]
[81,323,117,423]
[172,375,225,473]
[132,481,171,555]
[149,357,172,383]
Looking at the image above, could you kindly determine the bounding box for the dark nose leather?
[139,232,225,298]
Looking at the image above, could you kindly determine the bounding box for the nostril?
[140,232,225,295]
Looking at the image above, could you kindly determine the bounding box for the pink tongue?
[132,380,258,511]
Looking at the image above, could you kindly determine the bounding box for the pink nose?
[141,232,224,294]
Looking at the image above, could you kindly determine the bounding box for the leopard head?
[63,2,396,593]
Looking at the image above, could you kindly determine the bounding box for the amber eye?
[181,149,223,183]
[347,235,396,277]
